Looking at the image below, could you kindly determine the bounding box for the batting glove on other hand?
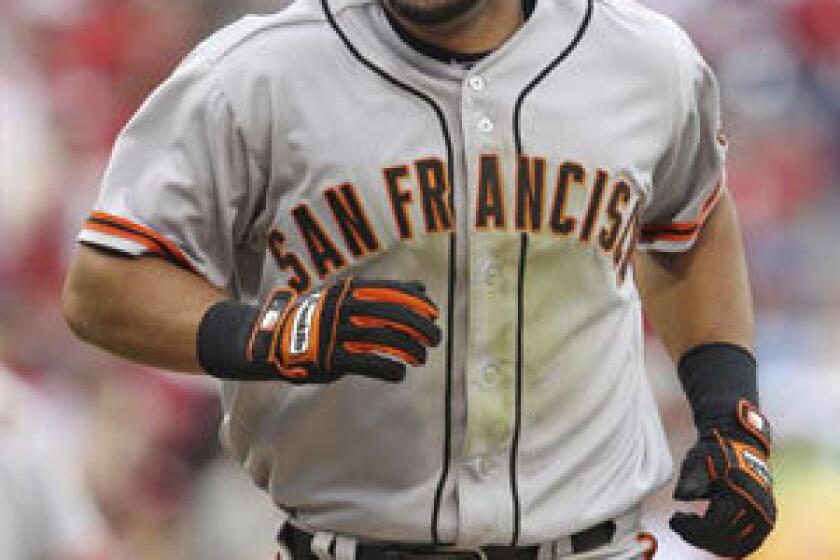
[671,399,776,558]
[247,278,441,383]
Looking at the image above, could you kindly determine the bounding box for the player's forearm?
[62,245,226,373]
[635,189,754,362]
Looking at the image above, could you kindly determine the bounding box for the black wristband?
[678,342,759,433]
[197,300,277,381]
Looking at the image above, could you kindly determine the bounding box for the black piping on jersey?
[508,0,594,546]
[319,0,457,545]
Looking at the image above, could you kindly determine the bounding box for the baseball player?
[63,0,777,558]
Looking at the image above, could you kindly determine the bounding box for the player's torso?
[256,0,670,297]
[219,0,674,544]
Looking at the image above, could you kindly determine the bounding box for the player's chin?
[384,0,482,26]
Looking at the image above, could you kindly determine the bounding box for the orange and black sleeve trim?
[83,211,197,273]
[640,182,723,244]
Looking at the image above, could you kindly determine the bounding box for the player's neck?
[383,0,524,56]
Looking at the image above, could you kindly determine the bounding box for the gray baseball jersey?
[79,0,726,548]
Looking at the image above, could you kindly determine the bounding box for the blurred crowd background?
[0,0,838,558]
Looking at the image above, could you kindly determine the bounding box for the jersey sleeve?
[639,28,727,253]
[78,53,266,288]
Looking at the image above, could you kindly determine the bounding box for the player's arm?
[63,245,224,373]
[63,39,441,386]
[632,22,777,557]
[635,189,776,557]
[635,187,752,360]
[63,244,441,384]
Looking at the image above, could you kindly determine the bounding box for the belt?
[280,520,616,560]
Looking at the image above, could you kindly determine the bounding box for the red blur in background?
[1,0,838,559]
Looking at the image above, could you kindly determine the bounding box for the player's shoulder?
[593,0,695,47]
[596,0,699,59]
[592,1,708,90]
[181,0,346,78]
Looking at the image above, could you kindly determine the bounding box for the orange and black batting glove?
[198,278,442,384]
[671,343,776,559]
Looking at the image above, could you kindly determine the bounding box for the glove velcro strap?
[678,343,759,434]
[712,430,776,528]
[198,299,281,381]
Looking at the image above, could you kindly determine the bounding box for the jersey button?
[482,364,500,387]
[478,118,494,133]
[485,262,501,286]
[468,75,486,91]
[476,455,497,477]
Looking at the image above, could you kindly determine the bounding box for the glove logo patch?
[747,409,764,432]
[289,293,320,355]
[742,448,772,488]
[738,399,773,450]
[261,309,282,330]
